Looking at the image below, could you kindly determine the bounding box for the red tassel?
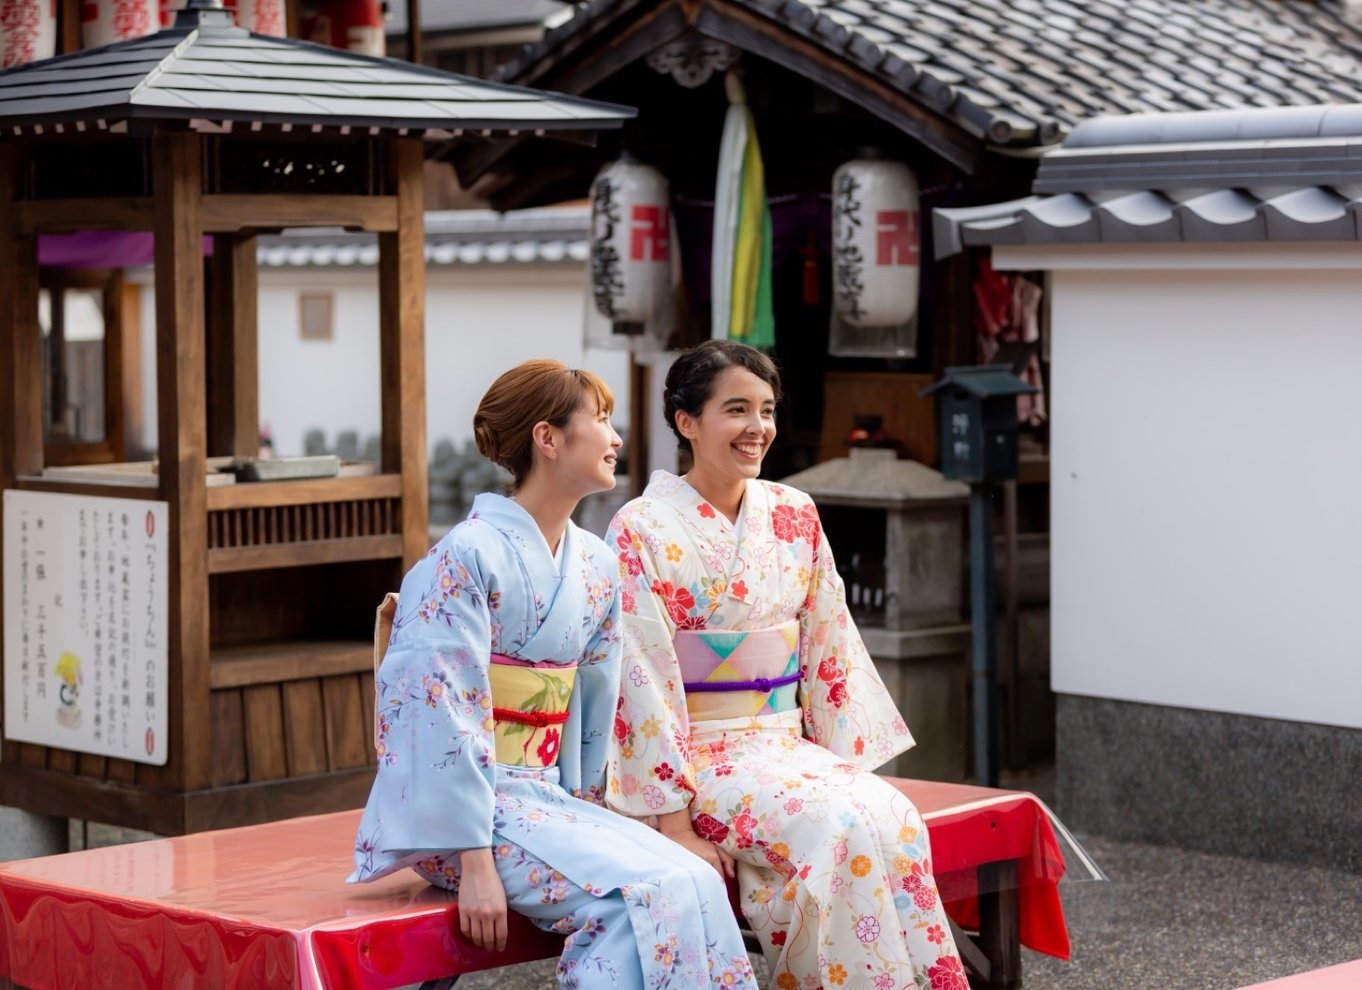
[801,230,820,306]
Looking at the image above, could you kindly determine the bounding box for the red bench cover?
[0,779,1070,989]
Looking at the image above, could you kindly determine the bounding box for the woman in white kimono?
[607,341,965,990]
[350,360,757,990]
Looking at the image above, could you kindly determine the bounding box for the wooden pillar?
[379,137,428,566]
[152,131,210,799]
[0,144,43,772]
[405,0,422,64]
[206,235,260,458]
[627,354,648,500]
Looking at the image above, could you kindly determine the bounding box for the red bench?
[0,779,1071,990]
[1237,961,1362,989]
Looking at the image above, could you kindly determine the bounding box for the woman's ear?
[674,409,699,442]
[531,421,558,460]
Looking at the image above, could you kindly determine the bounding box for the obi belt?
[488,655,576,768]
[675,620,800,722]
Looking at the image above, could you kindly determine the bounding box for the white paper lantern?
[83,0,158,47]
[589,160,671,326]
[1,0,56,67]
[831,158,920,327]
[227,0,284,35]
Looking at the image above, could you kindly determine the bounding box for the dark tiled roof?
[386,0,567,38]
[256,205,590,266]
[932,103,1362,253]
[494,0,1362,147]
[0,2,630,135]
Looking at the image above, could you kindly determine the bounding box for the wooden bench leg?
[976,860,1022,990]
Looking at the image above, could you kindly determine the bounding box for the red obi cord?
[492,708,570,729]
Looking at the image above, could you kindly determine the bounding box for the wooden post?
[627,353,648,499]
[152,131,210,799]
[976,860,1022,989]
[378,137,428,566]
[0,144,43,772]
[206,235,260,458]
[405,0,422,64]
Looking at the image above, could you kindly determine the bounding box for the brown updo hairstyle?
[663,340,782,454]
[474,360,614,489]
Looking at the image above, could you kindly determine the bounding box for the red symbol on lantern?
[629,205,670,262]
[144,511,155,537]
[145,727,155,755]
[875,210,920,266]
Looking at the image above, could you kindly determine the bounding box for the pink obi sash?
[674,621,800,722]
[487,653,576,768]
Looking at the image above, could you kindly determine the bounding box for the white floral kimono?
[607,472,965,990]
[350,493,756,990]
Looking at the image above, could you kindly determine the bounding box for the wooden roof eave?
[472,0,984,185]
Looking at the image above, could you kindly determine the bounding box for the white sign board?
[4,490,169,764]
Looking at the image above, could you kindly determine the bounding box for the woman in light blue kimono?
[349,360,757,990]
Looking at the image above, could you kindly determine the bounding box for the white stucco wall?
[134,263,632,458]
[995,244,1362,730]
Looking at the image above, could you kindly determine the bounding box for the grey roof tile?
[498,0,1362,148]
[0,3,631,134]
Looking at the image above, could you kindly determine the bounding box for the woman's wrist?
[655,809,694,836]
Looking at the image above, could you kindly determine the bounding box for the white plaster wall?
[133,264,630,458]
[1041,262,1362,730]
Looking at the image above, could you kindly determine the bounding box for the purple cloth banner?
[37,231,215,269]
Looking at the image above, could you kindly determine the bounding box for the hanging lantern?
[83,0,158,47]
[589,160,672,327]
[300,0,384,56]
[1,0,56,66]
[225,0,284,35]
[831,158,920,327]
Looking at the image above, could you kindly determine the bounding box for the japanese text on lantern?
[3,491,169,765]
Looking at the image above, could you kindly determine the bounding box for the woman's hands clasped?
[457,847,509,951]
[657,809,735,878]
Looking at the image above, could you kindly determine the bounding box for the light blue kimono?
[349,493,756,990]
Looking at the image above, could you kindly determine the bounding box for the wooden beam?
[102,271,128,462]
[181,766,376,833]
[16,198,154,234]
[0,146,44,778]
[57,0,81,54]
[206,235,260,458]
[205,473,401,510]
[405,0,423,65]
[120,278,144,458]
[207,534,404,573]
[378,137,429,567]
[0,765,185,835]
[152,130,210,794]
[200,194,398,233]
[209,640,372,689]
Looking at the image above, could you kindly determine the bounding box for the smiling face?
[551,392,623,497]
[675,365,777,490]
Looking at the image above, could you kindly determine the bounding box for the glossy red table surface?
[0,779,1070,989]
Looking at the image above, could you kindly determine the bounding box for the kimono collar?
[644,470,770,534]
[468,492,575,578]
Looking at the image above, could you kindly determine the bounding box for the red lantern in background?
[225,0,283,35]
[83,0,158,47]
[300,0,383,56]
[831,158,921,328]
[1,0,56,66]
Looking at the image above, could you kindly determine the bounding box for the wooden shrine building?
[463,0,1362,774]
[0,0,630,836]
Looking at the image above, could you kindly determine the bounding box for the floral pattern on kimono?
[349,492,757,990]
[607,472,962,990]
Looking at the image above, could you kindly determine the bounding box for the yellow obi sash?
[674,621,801,722]
[488,655,576,768]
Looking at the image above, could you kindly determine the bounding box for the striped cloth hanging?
[711,71,775,348]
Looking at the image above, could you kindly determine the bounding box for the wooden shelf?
[206,473,400,510]
[210,639,373,689]
[207,534,403,573]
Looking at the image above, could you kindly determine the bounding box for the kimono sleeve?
[369,534,498,855]
[798,499,916,770]
[604,508,698,817]
[559,559,621,806]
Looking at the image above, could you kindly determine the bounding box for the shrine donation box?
[779,449,970,781]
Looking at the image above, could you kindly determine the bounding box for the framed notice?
[3,491,169,765]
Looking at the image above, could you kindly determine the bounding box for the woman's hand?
[656,809,736,879]
[457,847,508,951]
